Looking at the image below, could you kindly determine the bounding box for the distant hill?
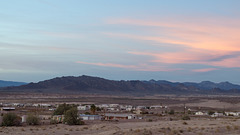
[146,80,240,90]
[1,75,240,95]
[0,80,27,87]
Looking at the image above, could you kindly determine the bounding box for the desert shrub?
[169,109,175,115]
[234,126,239,130]
[183,121,188,125]
[64,107,83,125]
[2,113,21,126]
[208,110,215,115]
[84,112,90,115]
[226,125,231,130]
[50,119,58,125]
[182,115,190,120]
[26,115,40,125]
[143,130,152,135]
[147,119,153,122]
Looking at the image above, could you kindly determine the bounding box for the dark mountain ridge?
[146,80,240,90]
[1,75,240,95]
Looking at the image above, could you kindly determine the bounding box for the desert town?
[1,101,240,124]
[0,95,240,135]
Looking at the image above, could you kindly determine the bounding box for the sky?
[1,0,240,84]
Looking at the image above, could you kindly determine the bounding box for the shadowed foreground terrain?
[0,118,240,135]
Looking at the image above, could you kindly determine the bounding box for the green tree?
[53,103,74,115]
[64,107,82,125]
[26,114,40,125]
[90,104,96,115]
[2,113,21,126]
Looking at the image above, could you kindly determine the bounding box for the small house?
[79,114,102,120]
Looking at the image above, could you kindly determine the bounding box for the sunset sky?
[1,0,240,83]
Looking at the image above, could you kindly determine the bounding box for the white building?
[97,104,109,108]
[79,114,101,120]
[211,112,224,117]
[136,106,146,110]
[225,112,239,116]
[1,107,15,111]
[77,105,91,111]
[150,105,163,109]
[109,104,119,107]
[195,111,207,116]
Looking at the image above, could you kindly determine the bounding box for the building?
[136,106,146,110]
[1,107,15,111]
[211,112,224,117]
[225,112,239,116]
[104,113,137,120]
[77,105,91,111]
[195,111,207,116]
[133,109,143,115]
[79,114,102,120]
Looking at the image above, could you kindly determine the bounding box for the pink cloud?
[106,18,240,52]
[105,17,240,69]
[192,68,218,73]
[76,61,137,69]
[128,50,240,68]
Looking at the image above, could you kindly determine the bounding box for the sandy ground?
[1,118,240,135]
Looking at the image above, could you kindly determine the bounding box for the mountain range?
[1,75,240,95]
[0,80,27,88]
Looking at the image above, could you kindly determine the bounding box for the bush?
[2,113,21,126]
[64,107,82,125]
[50,119,58,125]
[26,114,40,125]
[182,115,190,120]
[147,119,153,122]
[169,109,175,115]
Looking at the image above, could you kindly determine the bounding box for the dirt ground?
[0,118,240,135]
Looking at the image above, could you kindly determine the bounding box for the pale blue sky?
[1,0,240,84]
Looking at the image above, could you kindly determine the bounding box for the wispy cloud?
[41,31,84,39]
[128,50,240,68]
[76,61,181,72]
